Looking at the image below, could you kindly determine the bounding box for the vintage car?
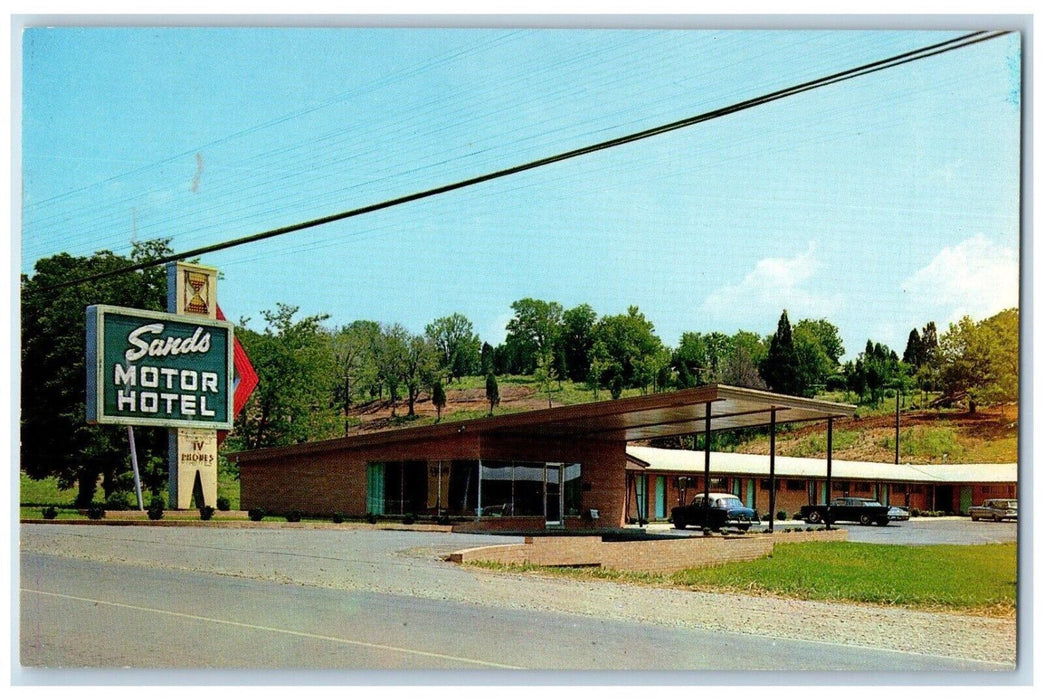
[969,499,1018,522]
[887,505,910,521]
[799,497,892,526]
[672,492,759,531]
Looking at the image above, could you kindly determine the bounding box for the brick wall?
[449,528,848,574]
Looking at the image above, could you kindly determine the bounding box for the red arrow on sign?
[216,304,258,445]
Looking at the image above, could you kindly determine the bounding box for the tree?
[589,306,664,390]
[236,304,338,448]
[534,352,560,408]
[21,240,173,505]
[485,373,500,416]
[760,310,801,396]
[903,328,923,367]
[401,333,439,417]
[480,342,495,376]
[938,309,1018,411]
[425,313,481,383]
[503,298,564,374]
[431,380,447,422]
[561,303,598,382]
[793,319,844,365]
[373,324,410,417]
[792,322,839,396]
[330,320,380,435]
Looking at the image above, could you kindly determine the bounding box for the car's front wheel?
[859,514,872,526]
[971,514,979,521]
[673,516,686,530]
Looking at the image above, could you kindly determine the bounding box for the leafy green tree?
[485,372,500,416]
[792,322,839,396]
[793,319,844,365]
[589,306,664,389]
[939,309,1018,411]
[431,380,447,422]
[719,343,767,389]
[21,240,172,505]
[561,303,598,382]
[534,352,560,408]
[504,298,564,374]
[373,324,409,417]
[760,310,801,395]
[236,304,338,448]
[401,333,439,417]
[330,320,380,434]
[425,313,481,383]
[903,328,923,366]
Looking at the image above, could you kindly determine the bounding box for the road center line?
[22,588,524,670]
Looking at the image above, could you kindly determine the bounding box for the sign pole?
[127,426,145,510]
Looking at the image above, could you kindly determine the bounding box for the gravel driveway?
[20,524,1017,668]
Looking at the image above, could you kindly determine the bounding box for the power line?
[38,30,1009,292]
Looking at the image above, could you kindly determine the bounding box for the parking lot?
[648,516,1018,545]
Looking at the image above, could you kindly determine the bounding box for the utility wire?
[39,29,1009,292]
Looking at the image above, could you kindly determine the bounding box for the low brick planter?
[449,527,847,574]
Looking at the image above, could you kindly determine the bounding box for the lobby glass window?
[366,461,428,515]
[511,462,546,516]
[479,460,513,515]
[563,463,582,517]
[447,460,479,516]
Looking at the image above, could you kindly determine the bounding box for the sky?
[18,26,1022,361]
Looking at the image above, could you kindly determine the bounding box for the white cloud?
[700,243,841,322]
[902,235,1019,324]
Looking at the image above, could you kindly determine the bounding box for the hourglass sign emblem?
[184,271,210,314]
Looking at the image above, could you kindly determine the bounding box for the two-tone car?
[672,492,759,532]
[799,497,892,526]
[969,498,1018,522]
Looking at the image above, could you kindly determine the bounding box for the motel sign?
[86,305,235,430]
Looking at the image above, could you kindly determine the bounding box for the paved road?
[18,525,1016,675]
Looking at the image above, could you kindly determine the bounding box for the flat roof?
[626,445,1017,484]
[233,384,855,462]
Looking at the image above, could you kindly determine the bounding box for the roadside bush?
[86,505,106,520]
[199,505,215,521]
[147,499,164,521]
[286,509,302,523]
[776,510,788,521]
[331,512,345,524]
[436,515,451,526]
[42,506,58,520]
[366,513,378,524]
[402,513,416,525]
[248,508,266,522]
[216,496,231,511]
[910,508,921,517]
[105,494,129,511]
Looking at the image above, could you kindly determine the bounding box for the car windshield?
[863,501,882,507]
[716,497,743,508]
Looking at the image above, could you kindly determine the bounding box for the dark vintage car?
[799,497,892,526]
[672,492,759,531]
[969,499,1018,522]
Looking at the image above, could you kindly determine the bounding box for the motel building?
[233,384,1016,530]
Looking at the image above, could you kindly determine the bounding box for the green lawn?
[472,541,1017,616]
[21,469,242,511]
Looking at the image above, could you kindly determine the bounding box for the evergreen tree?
[431,380,446,422]
[760,310,801,395]
[485,373,500,416]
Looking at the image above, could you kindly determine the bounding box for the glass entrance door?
[545,463,562,526]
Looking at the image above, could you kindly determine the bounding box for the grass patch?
[787,429,861,457]
[20,474,78,506]
[878,426,966,461]
[469,541,1016,616]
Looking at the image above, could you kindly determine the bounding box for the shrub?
[105,494,129,511]
[216,496,231,511]
[199,505,215,521]
[366,513,378,524]
[248,508,266,522]
[436,515,451,526]
[42,506,58,520]
[86,505,106,520]
[286,509,302,523]
[402,513,416,525]
[776,510,788,521]
[910,508,921,517]
[331,512,345,524]
[147,499,164,521]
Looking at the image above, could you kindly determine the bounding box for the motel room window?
[786,480,805,491]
